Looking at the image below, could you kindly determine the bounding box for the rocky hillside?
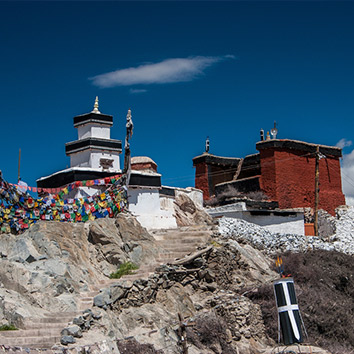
[0,201,353,353]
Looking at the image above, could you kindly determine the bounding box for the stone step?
[23,322,66,330]
[43,311,79,317]
[24,316,73,324]
[79,291,99,297]
[0,328,61,337]
[78,303,92,311]
[151,225,214,234]
[153,232,212,240]
[78,297,94,302]
[0,335,61,346]
[153,234,212,241]
[4,349,54,354]
[121,273,153,281]
[160,245,199,252]
[155,238,209,244]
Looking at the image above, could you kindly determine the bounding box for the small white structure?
[207,202,305,235]
[37,98,122,198]
[127,157,177,229]
[126,156,204,230]
[65,97,122,172]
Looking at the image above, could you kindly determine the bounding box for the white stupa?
[37,97,122,197]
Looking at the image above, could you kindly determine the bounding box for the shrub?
[109,261,139,279]
[117,338,163,354]
[245,250,354,354]
[0,324,18,331]
[245,190,268,201]
[186,312,236,354]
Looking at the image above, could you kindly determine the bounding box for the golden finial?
[92,96,101,114]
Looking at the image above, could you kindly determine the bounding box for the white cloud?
[90,55,235,88]
[336,138,352,149]
[129,88,147,94]
[341,148,354,206]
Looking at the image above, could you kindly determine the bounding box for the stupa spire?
[92,96,101,114]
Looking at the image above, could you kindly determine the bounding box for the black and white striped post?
[273,277,305,345]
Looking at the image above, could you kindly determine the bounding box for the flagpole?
[18,148,21,182]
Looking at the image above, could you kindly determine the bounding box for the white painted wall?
[160,196,175,211]
[128,187,177,230]
[129,188,161,214]
[208,207,305,235]
[70,150,120,170]
[78,124,110,140]
[90,151,120,170]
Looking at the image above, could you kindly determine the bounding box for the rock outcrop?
[1,204,352,353]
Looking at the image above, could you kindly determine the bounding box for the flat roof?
[256,139,342,157]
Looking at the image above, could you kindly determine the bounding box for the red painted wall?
[195,162,210,200]
[131,162,157,172]
[259,148,345,215]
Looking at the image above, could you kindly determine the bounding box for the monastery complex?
[34,98,346,235]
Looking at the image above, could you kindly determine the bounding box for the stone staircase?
[0,225,214,352]
[0,312,79,352]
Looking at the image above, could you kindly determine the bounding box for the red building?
[193,139,345,216]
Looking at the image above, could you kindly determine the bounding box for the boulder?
[94,289,111,308]
[8,238,41,263]
[174,193,213,227]
[61,324,83,338]
[60,335,76,345]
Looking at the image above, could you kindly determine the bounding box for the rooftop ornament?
[271,121,278,139]
[91,96,101,114]
[205,136,210,153]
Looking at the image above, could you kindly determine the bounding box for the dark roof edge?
[192,153,242,166]
[73,112,113,127]
[256,139,342,157]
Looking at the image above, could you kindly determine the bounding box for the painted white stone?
[128,187,177,230]
[208,202,305,235]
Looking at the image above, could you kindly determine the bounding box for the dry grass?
[205,186,268,207]
[117,339,163,354]
[186,312,237,354]
[245,250,354,354]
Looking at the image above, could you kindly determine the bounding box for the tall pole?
[314,145,320,236]
[124,109,134,186]
[18,148,21,182]
[178,313,188,354]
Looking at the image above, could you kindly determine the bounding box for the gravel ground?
[218,206,354,255]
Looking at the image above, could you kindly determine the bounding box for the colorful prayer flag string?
[0,175,127,234]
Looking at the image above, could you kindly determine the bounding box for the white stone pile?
[218,206,354,255]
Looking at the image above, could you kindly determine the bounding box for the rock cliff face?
[0,214,165,329]
[1,205,350,353]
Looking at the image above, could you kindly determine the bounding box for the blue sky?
[1,1,354,202]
